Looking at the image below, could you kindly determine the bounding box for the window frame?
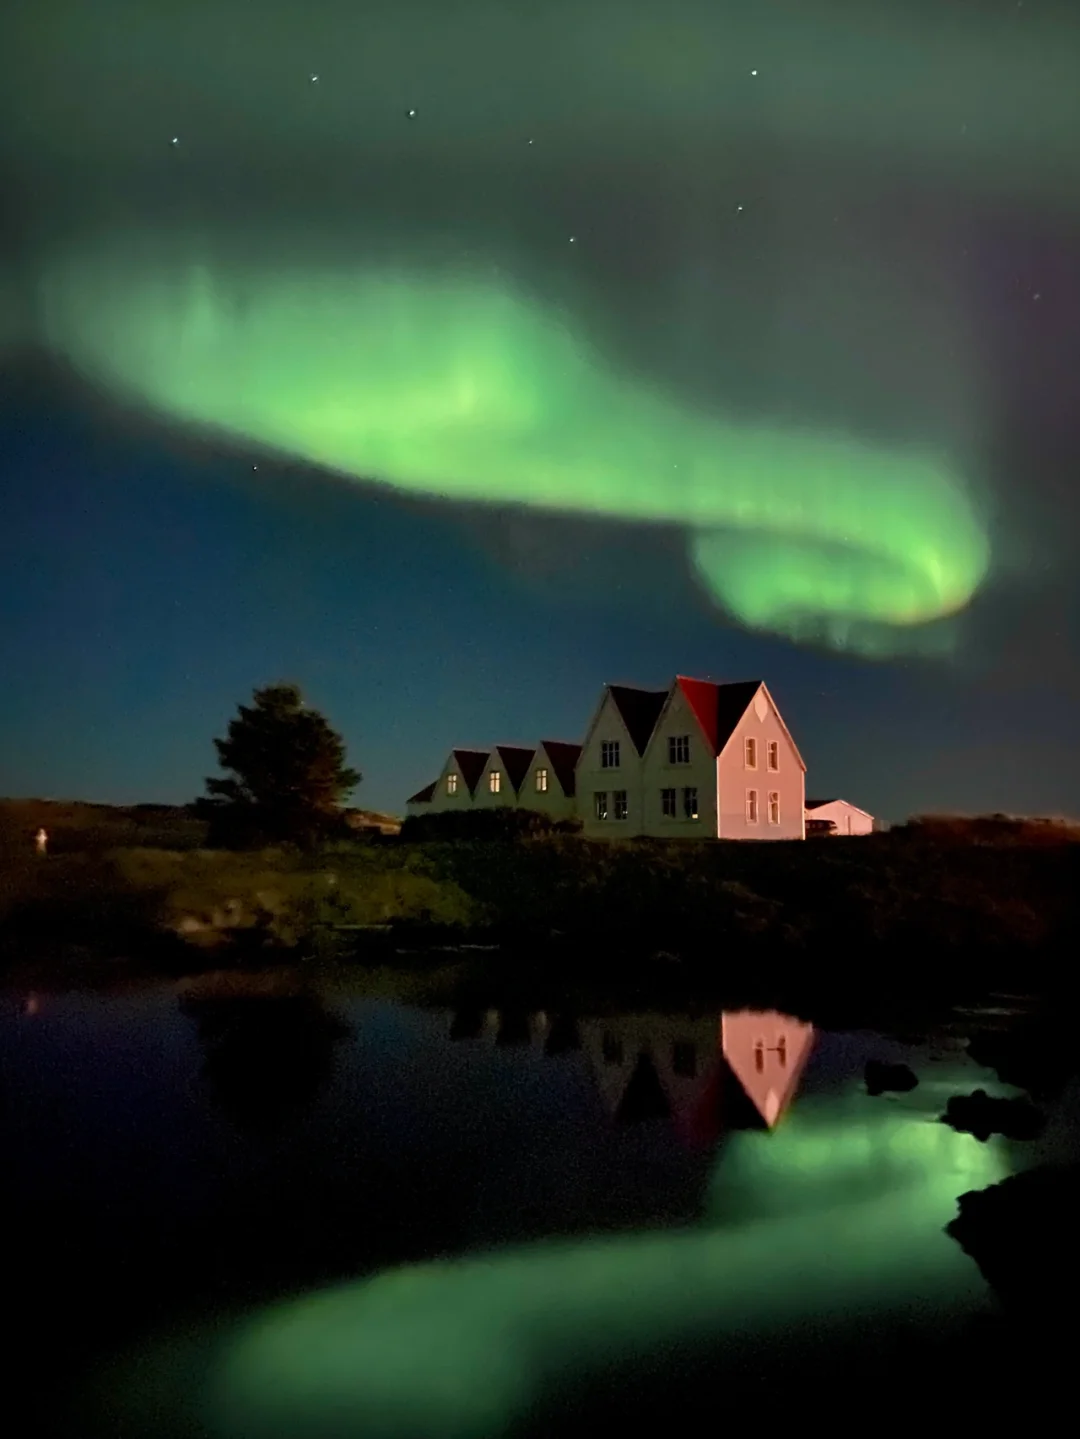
[488,770,501,794]
[767,739,779,772]
[682,785,699,820]
[768,790,780,825]
[745,736,758,770]
[600,739,621,769]
[661,787,677,818]
[535,767,549,793]
[446,772,459,795]
[746,788,759,824]
[613,789,628,821]
[594,790,609,821]
[668,734,691,765]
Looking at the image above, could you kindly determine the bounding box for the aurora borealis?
[1,0,1079,815]
[39,236,990,649]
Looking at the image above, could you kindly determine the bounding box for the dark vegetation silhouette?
[194,682,360,847]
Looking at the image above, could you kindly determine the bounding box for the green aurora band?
[40,240,990,652]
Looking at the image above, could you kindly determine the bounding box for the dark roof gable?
[540,740,582,797]
[608,685,668,755]
[406,781,436,804]
[493,745,534,794]
[452,749,490,796]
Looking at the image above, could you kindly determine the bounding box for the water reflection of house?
[448,1005,813,1143]
[579,1009,814,1143]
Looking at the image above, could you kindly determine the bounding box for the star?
[569,235,577,244]
[736,204,744,211]
[170,136,179,145]
[750,68,758,76]
[406,108,417,119]
[310,73,319,84]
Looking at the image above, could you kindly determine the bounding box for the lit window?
[768,791,780,825]
[672,1041,697,1078]
[535,767,548,793]
[602,1032,624,1066]
[745,737,757,769]
[746,789,759,823]
[613,790,628,820]
[767,740,779,771]
[489,770,501,794]
[754,1039,765,1073]
[682,786,698,820]
[668,734,690,765]
[446,772,458,795]
[661,788,676,818]
[601,740,620,769]
[594,791,609,821]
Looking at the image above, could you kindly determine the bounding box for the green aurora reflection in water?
[39,241,991,656]
[98,1063,1011,1439]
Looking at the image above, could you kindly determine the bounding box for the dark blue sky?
[1,1,1078,822]
[0,379,1075,822]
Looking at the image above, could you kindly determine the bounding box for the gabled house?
[407,747,491,815]
[474,745,535,807]
[577,684,668,833]
[405,673,812,840]
[522,740,582,820]
[805,798,874,836]
[582,676,806,840]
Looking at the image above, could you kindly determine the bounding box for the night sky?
[1,1,1078,821]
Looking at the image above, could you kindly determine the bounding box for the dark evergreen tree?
[196,683,360,846]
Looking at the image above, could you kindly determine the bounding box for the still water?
[0,983,1049,1435]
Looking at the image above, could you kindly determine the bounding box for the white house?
[579,677,806,840]
[522,740,581,821]
[406,674,819,841]
[406,747,489,815]
[805,798,874,836]
[473,746,535,808]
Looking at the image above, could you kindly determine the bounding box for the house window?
[682,786,699,820]
[613,790,628,820]
[594,791,609,821]
[672,1041,697,1078]
[746,789,759,824]
[745,736,758,769]
[668,734,690,765]
[446,772,459,795]
[661,788,677,818]
[488,770,501,794]
[768,791,780,825]
[602,1032,624,1066]
[775,1034,787,1068]
[600,740,621,769]
[767,740,779,771]
[754,1039,765,1073]
[535,767,549,793]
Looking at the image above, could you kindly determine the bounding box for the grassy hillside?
[1,801,1077,997]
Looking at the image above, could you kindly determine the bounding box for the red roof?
[406,781,436,804]
[540,740,582,797]
[675,677,764,755]
[608,685,668,755]
[493,745,534,794]
[452,749,490,796]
